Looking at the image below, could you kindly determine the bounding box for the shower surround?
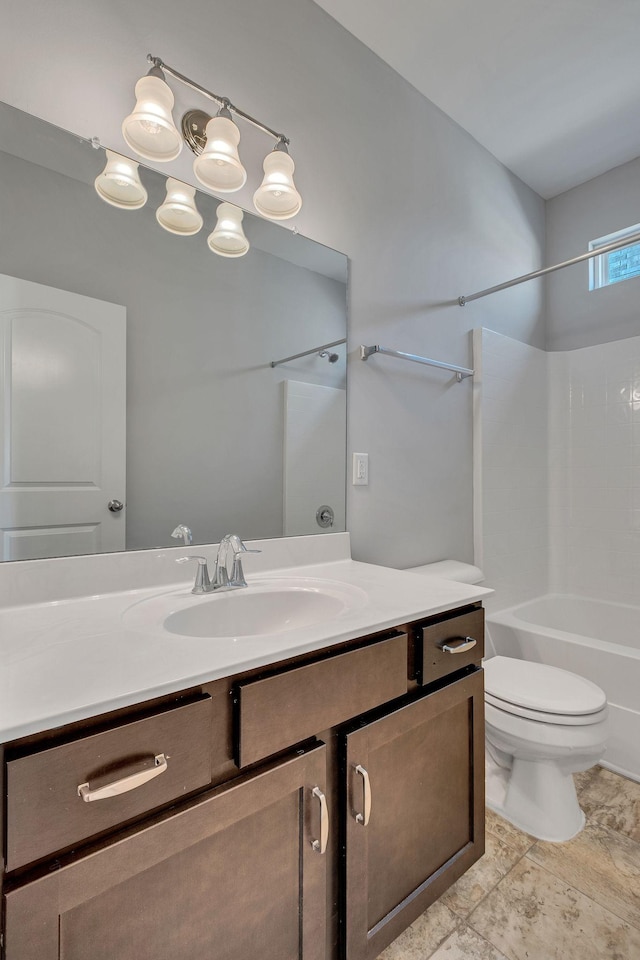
[474,327,640,609]
[473,329,549,612]
[548,336,640,602]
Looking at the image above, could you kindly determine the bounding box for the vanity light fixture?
[207,202,250,257]
[122,65,183,162]
[253,142,302,220]
[156,178,203,235]
[94,150,148,209]
[193,107,247,193]
[122,55,302,220]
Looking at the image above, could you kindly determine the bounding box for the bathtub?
[486,594,640,782]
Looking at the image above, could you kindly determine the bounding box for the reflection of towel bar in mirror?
[271,338,347,367]
[360,345,473,382]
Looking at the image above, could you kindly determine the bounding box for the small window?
[589,223,640,290]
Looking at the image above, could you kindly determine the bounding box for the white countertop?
[0,538,491,742]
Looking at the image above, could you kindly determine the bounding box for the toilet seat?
[484,656,606,724]
[485,691,608,726]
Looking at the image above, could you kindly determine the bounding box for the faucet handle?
[233,545,262,556]
[229,542,261,587]
[177,555,211,594]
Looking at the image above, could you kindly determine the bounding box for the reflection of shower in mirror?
[270,338,346,369]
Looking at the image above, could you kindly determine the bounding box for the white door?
[0,274,126,560]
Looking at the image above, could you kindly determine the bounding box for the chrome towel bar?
[360,345,474,382]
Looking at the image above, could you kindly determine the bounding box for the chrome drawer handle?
[311,786,329,854]
[77,753,168,802]
[440,636,477,654]
[354,764,371,826]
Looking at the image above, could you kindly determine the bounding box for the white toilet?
[408,561,609,842]
[483,655,607,841]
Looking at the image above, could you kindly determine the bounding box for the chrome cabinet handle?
[311,786,329,854]
[354,764,372,826]
[440,636,477,654]
[77,753,167,802]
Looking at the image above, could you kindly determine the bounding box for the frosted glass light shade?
[94,151,148,209]
[207,203,250,257]
[253,149,302,220]
[193,116,247,193]
[156,178,203,236]
[122,74,183,162]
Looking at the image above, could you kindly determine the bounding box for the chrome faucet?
[177,535,260,595]
[216,534,261,588]
[171,524,193,546]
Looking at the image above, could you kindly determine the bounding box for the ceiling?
[312,0,640,199]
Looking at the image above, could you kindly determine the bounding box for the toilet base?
[485,751,585,842]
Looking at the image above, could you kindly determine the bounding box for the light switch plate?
[352,452,369,485]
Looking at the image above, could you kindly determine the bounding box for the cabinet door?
[343,670,484,960]
[4,744,328,960]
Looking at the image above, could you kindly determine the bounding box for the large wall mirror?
[0,102,347,561]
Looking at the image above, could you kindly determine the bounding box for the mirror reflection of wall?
[0,103,347,561]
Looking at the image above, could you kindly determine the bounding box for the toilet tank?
[407,560,485,585]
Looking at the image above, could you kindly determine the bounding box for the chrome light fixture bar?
[147,56,287,144]
[121,55,302,221]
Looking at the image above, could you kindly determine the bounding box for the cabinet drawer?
[6,696,212,872]
[236,632,408,767]
[418,608,484,684]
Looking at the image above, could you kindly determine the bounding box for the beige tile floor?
[377,767,640,960]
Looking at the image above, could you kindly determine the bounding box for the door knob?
[108,499,124,513]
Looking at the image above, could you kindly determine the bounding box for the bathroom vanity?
[0,537,488,960]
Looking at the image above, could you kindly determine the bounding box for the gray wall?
[0,0,546,568]
[0,149,346,549]
[546,154,640,351]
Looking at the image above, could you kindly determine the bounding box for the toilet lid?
[484,656,606,716]
[485,692,607,726]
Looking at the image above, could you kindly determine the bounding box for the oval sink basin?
[124,577,368,640]
[164,587,345,638]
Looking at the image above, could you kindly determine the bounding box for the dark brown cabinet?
[235,631,408,767]
[1,605,485,960]
[6,696,213,872]
[4,744,328,960]
[343,669,485,960]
